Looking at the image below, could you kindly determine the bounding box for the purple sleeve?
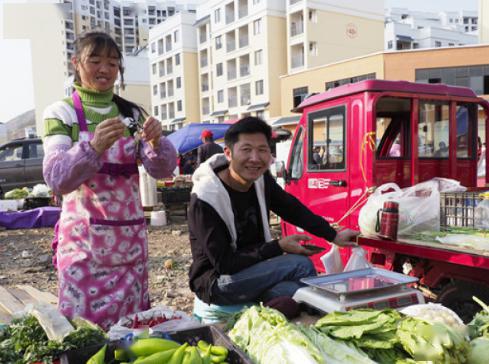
[139,136,177,179]
[43,141,103,195]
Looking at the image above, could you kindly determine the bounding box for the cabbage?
[468,337,489,364]
[228,305,324,364]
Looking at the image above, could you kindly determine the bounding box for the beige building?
[149,11,200,130]
[278,44,489,132]
[287,0,384,73]
[3,2,69,135]
[480,0,489,43]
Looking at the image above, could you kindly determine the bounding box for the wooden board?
[0,285,57,324]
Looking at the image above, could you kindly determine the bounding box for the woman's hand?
[90,117,125,155]
[278,234,315,256]
[141,116,162,150]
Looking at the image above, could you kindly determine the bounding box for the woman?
[42,31,176,329]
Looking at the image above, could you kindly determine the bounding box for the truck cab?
[281,80,489,271]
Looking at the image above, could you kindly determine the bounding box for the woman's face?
[73,50,120,92]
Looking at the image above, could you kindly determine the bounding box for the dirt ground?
[0,223,195,315]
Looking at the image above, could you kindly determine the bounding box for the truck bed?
[358,235,489,270]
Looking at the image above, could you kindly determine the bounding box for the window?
[375,97,411,159]
[293,86,308,108]
[256,110,264,119]
[0,144,23,162]
[309,10,317,23]
[159,60,165,77]
[215,8,221,23]
[253,0,260,4]
[435,41,442,47]
[456,103,477,158]
[387,40,393,49]
[289,127,304,179]
[325,73,376,91]
[154,105,159,116]
[216,63,223,77]
[309,41,317,56]
[253,18,262,35]
[254,49,262,65]
[153,84,158,95]
[152,63,156,74]
[175,53,180,65]
[217,89,224,103]
[418,101,449,158]
[308,106,346,171]
[177,100,182,112]
[27,143,43,159]
[151,42,156,53]
[240,83,251,105]
[176,77,181,89]
[215,35,222,49]
[174,30,179,43]
[255,80,264,95]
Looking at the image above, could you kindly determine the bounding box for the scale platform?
[293,267,425,313]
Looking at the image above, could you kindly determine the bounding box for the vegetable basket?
[166,325,253,364]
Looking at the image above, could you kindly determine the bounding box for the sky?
[0,0,480,124]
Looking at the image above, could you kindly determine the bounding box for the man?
[188,117,358,306]
[196,129,223,166]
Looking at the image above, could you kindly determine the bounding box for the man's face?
[224,133,272,184]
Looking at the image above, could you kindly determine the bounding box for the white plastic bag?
[397,180,440,236]
[320,245,344,274]
[344,247,371,271]
[359,180,443,238]
[358,183,403,237]
[108,305,201,341]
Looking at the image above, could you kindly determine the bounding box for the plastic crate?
[167,325,253,364]
[160,186,191,204]
[440,191,487,229]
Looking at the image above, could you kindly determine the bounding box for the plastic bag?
[359,180,443,238]
[320,245,344,274]
[436,234,489,251]
[108,305,201,341]
[358,183,403,237]
[344,247,371,271]
[397,180,440,236]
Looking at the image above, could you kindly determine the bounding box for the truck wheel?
[437,281,489,323]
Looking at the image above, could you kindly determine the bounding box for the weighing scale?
[293,268,425,313]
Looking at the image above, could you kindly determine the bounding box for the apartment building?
[287,0,384,73]
[480,0,489,43]
[149,11,200,130]
[385,8,478,51]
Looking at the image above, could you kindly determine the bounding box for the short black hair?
[224,117,272,149]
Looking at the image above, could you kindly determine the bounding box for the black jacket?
[188,169,337,304]
[197,142,223,166]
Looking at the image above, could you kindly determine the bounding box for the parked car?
[0,137,44,198]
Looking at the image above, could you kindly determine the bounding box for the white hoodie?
[191,153,273,251]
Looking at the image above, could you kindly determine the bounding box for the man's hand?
[333,228,360,247]
[90,117,125,155]
[278,234,316,256]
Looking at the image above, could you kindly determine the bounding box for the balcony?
[225,2,235,24]
[238,25,249,48]
[226,31,236,52]
[239,54,250,77]
[227,59,237,80]
[200,49,208,68]
[238,0,248,18]
[291,44,304,68]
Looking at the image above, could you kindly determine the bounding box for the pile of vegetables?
[228,305,374,364]
[467,297,489,364]
[4,187,30,200]
[229,305,475,364]
[88,337,230,364]
[0,314,105,363]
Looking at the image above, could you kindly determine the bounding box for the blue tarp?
[0,207,60,229]
[166,123,231,154]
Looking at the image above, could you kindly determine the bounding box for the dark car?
[0,138,44,198]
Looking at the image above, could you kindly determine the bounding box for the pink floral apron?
[57,91,149,330]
